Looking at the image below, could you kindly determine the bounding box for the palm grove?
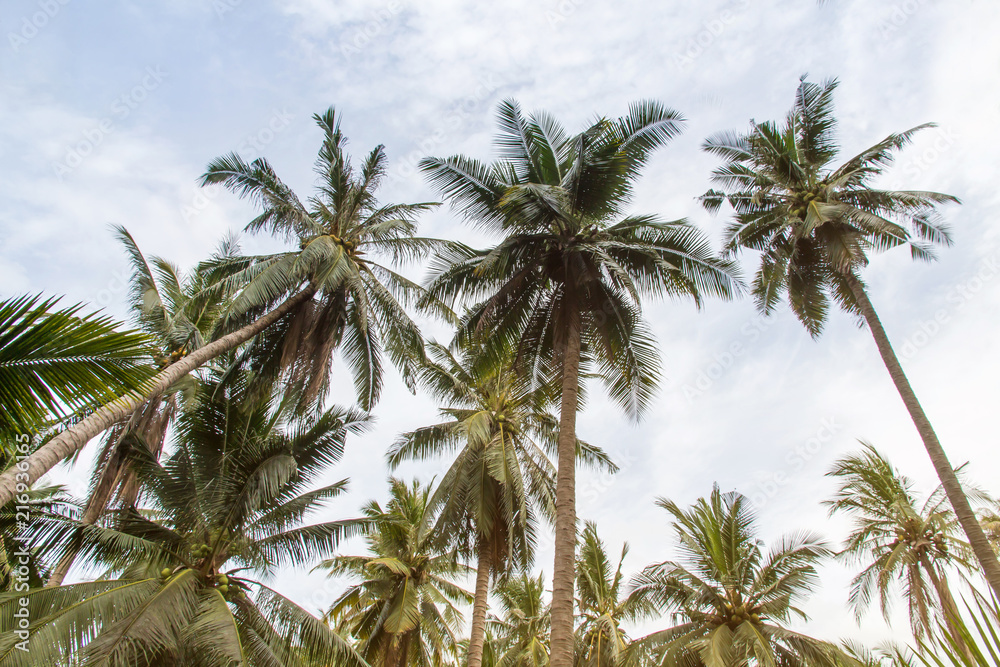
[0,78,994,667]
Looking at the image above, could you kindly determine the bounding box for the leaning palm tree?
[575,523,657,667]
[629,486,849,667]
[0,107,444,507]
[387,341,617,667]
[0,369,371,666]
[827,443,973,642]
[320,478,473,667]
[698,76,1000,597]
[46,229,237,587]
[420,99,741,667]
[489,572,552,667]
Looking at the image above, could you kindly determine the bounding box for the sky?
[2,0,999,650]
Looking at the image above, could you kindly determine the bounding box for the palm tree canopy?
[0,293,154,442]
[200,107,451,411]
[629,486,847,667]
[1,369,371,666]
[826,443,974,636]
[421,99,741,418]
[387,341,616,570]
[489,572,552,667]
[575,522,657,667]
[319,477,473,667]
[700,76,958,337]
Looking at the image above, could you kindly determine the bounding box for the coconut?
[161,568,172,579]
[218,584,229,594]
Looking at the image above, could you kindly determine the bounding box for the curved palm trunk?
[550,323,582,667]
[0,288,315,507]
[468,541,493,667]
[845,273,1000,598]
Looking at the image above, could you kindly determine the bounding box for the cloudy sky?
[3,0,999,648]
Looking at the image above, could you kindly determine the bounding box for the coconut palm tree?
[699,76,1000,597]
[0,369,372,666]
[420,99,741,667]
[46,229,238,587]
[574,523,657,667]
[0,107,444,508]
[320,478,473,667]
[387,340,617,667]
[489,572,552,667]
[827,443,973,642]
[629,486,848,667]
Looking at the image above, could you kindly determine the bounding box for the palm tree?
[320,478,473,667]
[575,523,656,667]
[420,99,741,667]
[0,369,371,665]
[629,486,848,667]
[827,443,973,642]
[488,572,552,667]
[0,107,444,508]
[387,340,617,667]
[699,76,1000,597]
[46,229,237,587]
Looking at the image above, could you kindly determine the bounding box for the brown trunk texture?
[467,541,493,667]
[549,323,582,667]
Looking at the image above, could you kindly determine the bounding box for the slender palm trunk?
[0,288,315,508]
[845,273,1000,598]
[467,541,493,667]
[550,323,582,667]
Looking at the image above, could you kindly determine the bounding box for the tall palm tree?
[46,229,237,587]
[575,523,657,667]
[420,99,741,667]
[0,106,445,507]
[629,486,848,667]
[698,76,1000,596]
[488,572,552,667]
[387,341,617,667]
[826,443,973,642]
[320,478,473,667]
[0,369,372,666]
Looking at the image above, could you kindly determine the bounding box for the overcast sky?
[3,0,999,649]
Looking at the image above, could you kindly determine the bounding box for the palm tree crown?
[319,478,473,667]
[826,443,973,639]
[201,107,448,411]
[630,486,846,667]
[700,76,957,337]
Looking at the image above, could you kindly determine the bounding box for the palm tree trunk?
[468,541,493,667]
[845,273,1000,598]
[550,323,582,667]
[0,288,315,508]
